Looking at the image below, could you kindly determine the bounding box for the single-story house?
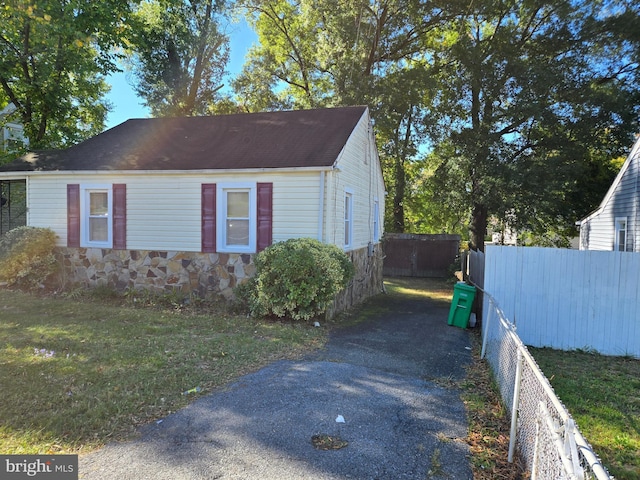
[577,134,640,251]
[0,106,385,311]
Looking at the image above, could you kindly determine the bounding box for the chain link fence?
[479,293,611,480]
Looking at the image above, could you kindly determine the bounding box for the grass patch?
[384,277,455,302]
[0,289,326,454]
[530,347,640,480]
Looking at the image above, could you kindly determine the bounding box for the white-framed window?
[344,189,353,249]
[615,217,627,252]
[373,198,380,242]
[217,183,257,253]
[80,185,112,248]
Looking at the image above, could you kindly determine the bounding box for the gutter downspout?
[318,170,325,242]
[326,168,336,245]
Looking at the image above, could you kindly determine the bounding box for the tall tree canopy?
[425,0,640,249]
[127,0,231,117]
[0,0,134,149]
[234,0,640,248]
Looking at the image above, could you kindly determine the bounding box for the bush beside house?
[0,226,58,289]
[237,238,355,320]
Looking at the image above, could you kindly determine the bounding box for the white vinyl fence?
[483,246,640,358]
[466,246,630,478]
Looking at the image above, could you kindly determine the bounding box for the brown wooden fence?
[382,233,460,278]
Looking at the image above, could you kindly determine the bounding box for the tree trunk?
[185,0,213,115]
[470,202,488,252]
[392,155,405,232]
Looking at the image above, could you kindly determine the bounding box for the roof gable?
[579,134,640,223]
[1,106,368,172]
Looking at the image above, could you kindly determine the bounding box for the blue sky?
[104,19,257,130]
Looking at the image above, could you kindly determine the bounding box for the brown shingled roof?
[1,106,367,172]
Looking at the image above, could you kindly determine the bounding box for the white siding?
[272,172,321,242]
[28,176,68,243]
[126,176,201,251]
[26,171,323,251]
[327,110,385,250]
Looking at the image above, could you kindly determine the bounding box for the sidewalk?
[80,278,473,479]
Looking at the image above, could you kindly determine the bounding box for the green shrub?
[237,238,355,321]
[0,226,58,289]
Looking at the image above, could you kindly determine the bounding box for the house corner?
[325,243,384,320]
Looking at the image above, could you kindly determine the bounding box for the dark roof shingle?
[1,106,367,172]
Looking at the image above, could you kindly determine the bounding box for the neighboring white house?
[577,134,640,251]
[0,103,28,153]
[0,106,385,310]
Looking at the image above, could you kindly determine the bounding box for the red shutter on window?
[113,184,127,250]
[202,183,216,253]
[257,182,273,252]
[67,184,80,247]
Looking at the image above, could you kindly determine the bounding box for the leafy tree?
[372,65,433,232]
[0,0,133,149]
[127,0,230,117]
[424,0,640,250]
[233,0,329,110]
[233,0,640,248]
[407,147,470,237]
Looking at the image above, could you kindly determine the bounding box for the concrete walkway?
[79,278,473,479]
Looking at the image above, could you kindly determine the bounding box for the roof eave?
[0,165,335,177]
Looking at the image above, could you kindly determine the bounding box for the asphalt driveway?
[79,278,474,479]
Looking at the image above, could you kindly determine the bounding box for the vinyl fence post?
[508,349,524,463]
[480,299,493,359]
[531,402,543,479]
[566,419,585,480]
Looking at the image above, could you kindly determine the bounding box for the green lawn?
[0,289,326,454]
[531,347,640,480]
[4,280,635,480]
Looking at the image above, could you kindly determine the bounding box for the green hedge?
[0,227,58,289]
[236,238,354,321]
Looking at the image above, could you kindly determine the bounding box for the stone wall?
[326,244,385,319]
[56,243,384,317]
[57,248,255,299]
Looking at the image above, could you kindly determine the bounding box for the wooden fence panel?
[383,233,460,278]
[483,246,640,358]
[467,250,485,289]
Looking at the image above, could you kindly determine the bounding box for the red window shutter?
[113,184,127,250]
[67,184,80,247]
[202,183,216,253]
[257,182,273,252]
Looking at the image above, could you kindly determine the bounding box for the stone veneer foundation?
[327,245,384,319]
[57,244,384,318]
[57,248,255,299]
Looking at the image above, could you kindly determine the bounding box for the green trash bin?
[448,282,476,329]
